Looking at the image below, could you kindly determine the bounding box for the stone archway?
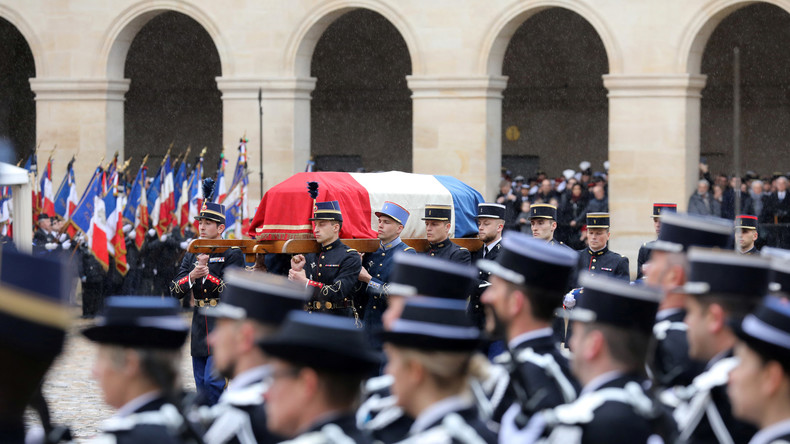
[499,7,609,180]
[0,17,35,162]
[122,11,222,174]
[308,9,412,172]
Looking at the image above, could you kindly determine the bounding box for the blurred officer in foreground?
[422,204,471,264]
[192,270,309,444]
[729,296,790,443]
[636,203,677,280]
[357,201,416,351]
[502,274,674,443]
[576,213,629,281]
[478,233,580,423]
[0,249,72,443]
[171,178,245,406]
[258,311,379,442]
[289,200,362,319]
[644,212,732,389]
[380,297,497,443]
[666,248,767,444]
[82,296,197,443]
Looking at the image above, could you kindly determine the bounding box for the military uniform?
[651,309,705,389]
[396,397,496,444]
[471,203,506,327]
[636,203,677,280]
[422,204,471,265]
[172,247,245,357]
[280,414,372,444]
[90,396,188,444]
[737,214,760,255]
[576,245,629,281]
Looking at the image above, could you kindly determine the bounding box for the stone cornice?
[215,77,317,100]
[29,78,130,102]
[406,75,508,99]
[603,74,708,98]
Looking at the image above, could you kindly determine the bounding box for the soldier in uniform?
[171,194,245,406]
[478,233,580,424]
[529,203,574,251]
[501,274,673,443]
[192,270,309,444]
[643,212,733,390]
[288,200,362,319]
[0,249,72,443]
[471,202,506,328]
[576,212,629,281]
[665,248,767,444]
[422,204,471,264]
[380,297,497,443]
[32,213,58,255]
[736,214,760,254]
[82,296,197,443]
[729,296,790,443]
[357,201,416,351]
[258,311,379,443]
[636,203,677,279]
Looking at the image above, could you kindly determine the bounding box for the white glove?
[499,404,546,444]
[59,233,68,242]
[62,240,71,250]
[45,242,58,251]
[160,234,169,242]
[129,231,136,240]
[180,241,189,250]
[563,291,577,309]
[148,229,156,237]
[122,224,132,233]
[74,233,85,243]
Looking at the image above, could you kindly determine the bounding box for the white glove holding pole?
[45,242,58,251]
[563,291,577,309]
[148,229,156,237]
[62,240,71,250]
[122,224,132,233]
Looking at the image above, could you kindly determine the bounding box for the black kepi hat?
[649,212,733,253]
[387,253,478,300]
[682,247,771,298]
[257,311,379,374]
[309,200,343,222]
[202,269,310,325]
[529,204,558,221]
[652,203,677,218]
[379,297,480,351]
[82,296,189,349]
[422,204,452,221]
[736,214,758,230]
[477,232,576,292]
[477,203,506,220]
[568,274,661,334]
[195,201,226,225]
[733,296,790,368]
[586,212,609,229]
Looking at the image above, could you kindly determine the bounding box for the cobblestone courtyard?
[26,310,196,442]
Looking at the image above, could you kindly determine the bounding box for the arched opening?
[700,3,790,179]
[124,11,222,173]
[500,7,609,180]
[0,17,35,162]
[309,9,412,172]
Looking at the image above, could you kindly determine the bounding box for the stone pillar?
[407,76,508,200]
[603,74,707,275]
[29,78,130,189]
[216,76,316,206]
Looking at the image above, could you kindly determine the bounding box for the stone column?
[603,74,707,274]
[29,78,130,189]
[407,75,508,200]
[216,76,316,205]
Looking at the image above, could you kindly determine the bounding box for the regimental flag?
[24,153,39,221]
[54,157,79,238]
[123,161,147,224]
[223,139,249,239]
[39,158,55,218]
[173,156,187,219]
[146,162,162,230]
[134,168,149,251]
[70,166,109,270]
[157,155,175,235]
[187,154,204,233]
[104,180,127,276]
[215,152,227,204]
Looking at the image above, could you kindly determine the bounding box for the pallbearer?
[422,204,471,264]
[289,200,362,318]
[576,212,629,281]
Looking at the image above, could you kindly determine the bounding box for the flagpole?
[258,87,263,198]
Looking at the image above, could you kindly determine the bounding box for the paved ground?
[25,309,196,442]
